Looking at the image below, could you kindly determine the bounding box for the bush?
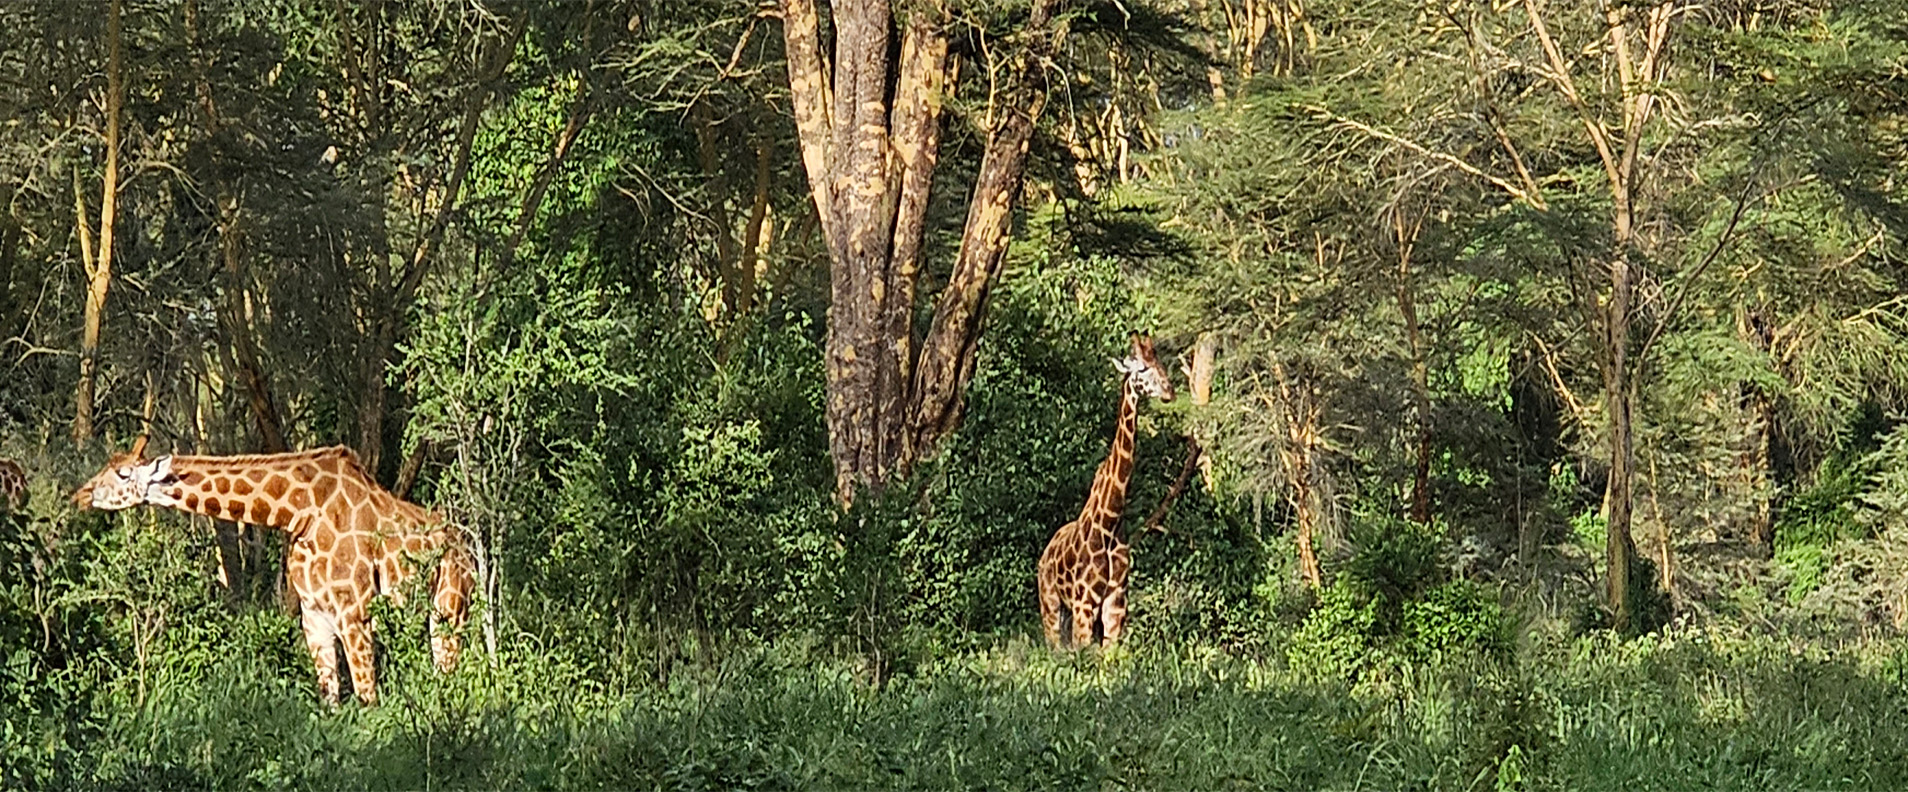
[1288,514,1510,677]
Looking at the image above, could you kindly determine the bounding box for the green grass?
[19,625,1908,791]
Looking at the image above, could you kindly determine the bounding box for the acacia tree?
[779,0,1069,501]
[72,0,125,442]
[1513,0,1676,628]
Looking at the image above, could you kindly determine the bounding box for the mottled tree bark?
[781,0,1067,502]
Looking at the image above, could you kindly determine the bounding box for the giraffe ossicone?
[1038,332,1176,650]
[75,442,473,706]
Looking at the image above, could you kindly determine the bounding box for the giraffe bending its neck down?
[75,440,473,706]
[1038,332,1176,650]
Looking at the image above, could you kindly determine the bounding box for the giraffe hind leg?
[339,609,380,706]
[1099,586,1128,648]
[429,544,474,672]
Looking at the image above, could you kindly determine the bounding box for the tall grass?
[24,623,1908,791]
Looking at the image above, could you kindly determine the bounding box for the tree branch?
[1142,437,1203,534]
[1302,104,1545,210]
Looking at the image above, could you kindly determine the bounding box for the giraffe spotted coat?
[75,442,473,706]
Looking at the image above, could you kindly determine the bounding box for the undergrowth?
[12,625,1908,791]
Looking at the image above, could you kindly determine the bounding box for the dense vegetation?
[1,0,1906,788]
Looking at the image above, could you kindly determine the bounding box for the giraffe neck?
[1079,377,1141,527]
[146,447,388,531]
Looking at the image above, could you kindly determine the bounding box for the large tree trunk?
[781,0,1066,502]
[75,0,124,443]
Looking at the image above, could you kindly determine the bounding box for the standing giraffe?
[74,439,473,706]
[0,458,28,513]
[1038,332,1175,649]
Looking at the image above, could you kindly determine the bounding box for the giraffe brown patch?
[318,455,341,474]
[315,524,337,553]
[341,479,366,506]
[274,507,294,525]
[215,477,231,495]
[293,464,317,482]
[228,501,247,520]
[205,496,222,515]
[334,539,358,566]
[184,493,200,510]
[246,468,267,482]
[353,563,372,591]
[232,478,254,496]
[288,487,312,509]
[250,500,272,524]
[312,476,337,506]
[264,475,289,499]
[179,471,203,486]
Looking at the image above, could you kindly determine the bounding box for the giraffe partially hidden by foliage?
[74,438,473,706]
[1038,333,1176,649]
[0,457,27,513]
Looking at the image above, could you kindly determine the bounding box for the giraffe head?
[1115,332,1175,402]
[73,437,179,511]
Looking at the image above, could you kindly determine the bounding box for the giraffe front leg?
[339,609,380,706]
[299,602,343,707]
[1070,593,1098,651]
[1099,585,1128,648]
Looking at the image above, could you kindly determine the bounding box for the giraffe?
[0,457,27,513]
[1038,332,1176,650]
[74,438,473,706]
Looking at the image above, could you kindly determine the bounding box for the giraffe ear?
[148,455,174,482]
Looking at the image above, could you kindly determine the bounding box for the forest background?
[2,0,1907,789]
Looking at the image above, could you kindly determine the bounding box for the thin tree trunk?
[1523,0,1672,630]
[0,186,18,339]
[75,0,124,443]
[497,84,593,281]
[1738,305,1776,555]
[1394,210,1432,524]
[187,0,289,454]
[1186,332,1217,489]
[1648,451,1673,594]
[1273,359,1323,590]
[358,12,526,479]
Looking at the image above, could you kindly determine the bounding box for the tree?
[778,0,1070,501]
[72,0,125,442]
[1512,0,1677,629]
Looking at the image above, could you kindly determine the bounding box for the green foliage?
[1289,515,1508,677]
[9,629,1907,791]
